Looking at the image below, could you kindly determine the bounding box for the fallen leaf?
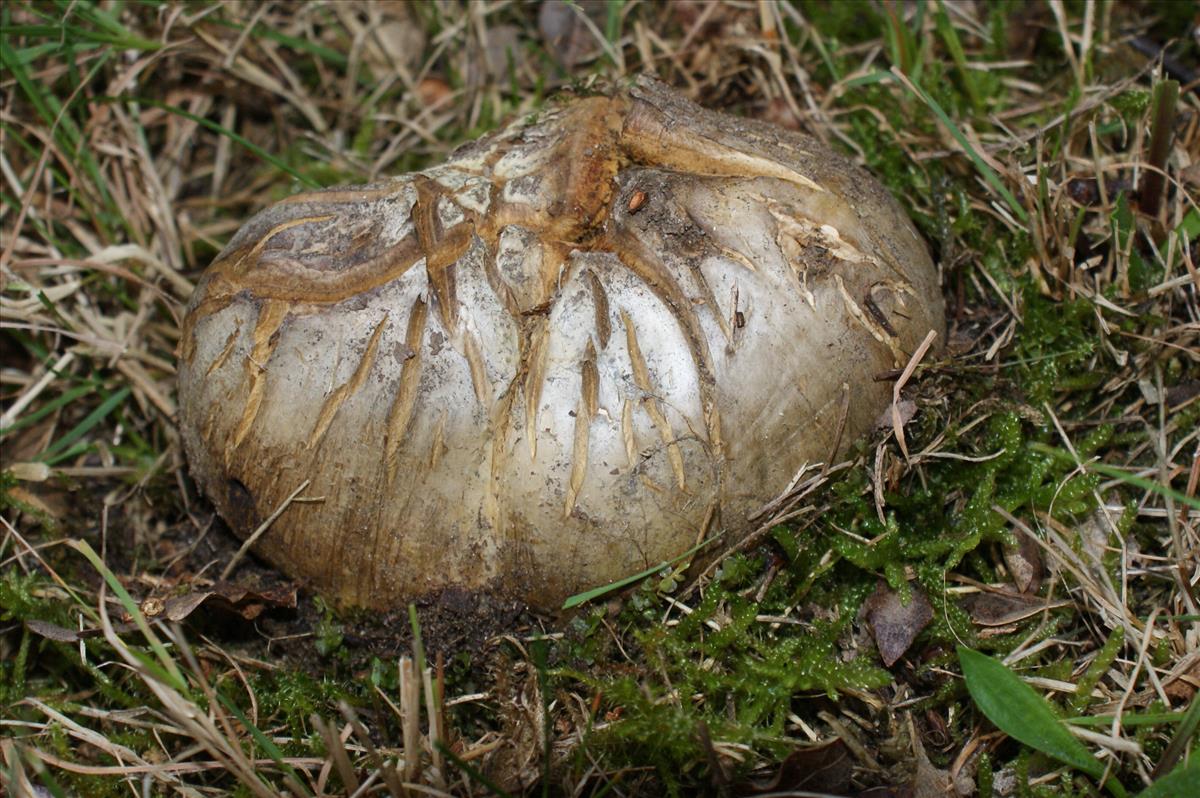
[415,77,452,109]
[1002,526,1043,593]
[864,581,933,667]
[361,0,425,74]
[741,738,852,795]
[481,24,522,79]
[538,0,606,67]
[26,619,89,642]
[762,97,803,131]
[875,399,917,431]
[961,589,1070,627]
[6,485,68,521]
[1163,658,1200,702]
[862,713,972,798]
[910,733,973,798]
[1165,379,1200,409]
[150,582,298,622]
[26,618,135,642]
[1075,508,1114,567]
[26,583,296,643]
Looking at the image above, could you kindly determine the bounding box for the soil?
[119,487,541,673]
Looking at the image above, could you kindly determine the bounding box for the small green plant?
[959,646,1120,794]
[961,647,1200,798]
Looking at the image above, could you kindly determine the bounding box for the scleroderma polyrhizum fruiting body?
[177,77,945,610]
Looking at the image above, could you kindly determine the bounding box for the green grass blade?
[0,34,122,237]
[562,535,720,609]
[1086,463,1200,511]
[70,539,188,692]
[889,67,1028,222]
[841,70,894,89]
[1152,691,1199,784]
[0,35,60,133]
[1137,761,1199,798]
[10,39,96,65]
[881,0,920,79]
[43,441,93,467]
[0,384,94,438]
[216,19,348,68]
[38,385,130,462]
[101,96,320,188]
[934,0,983,114]
[216,692,314,797]
[1176,208,1200,241]
[408,602,427,677]
[806,28,840,82]
[1066,711,1186,728]
[605,0,624,47]
[3,22,160,50]
[57,0,159,49]
[1030,445,1200,510]
[958,646,1103,779]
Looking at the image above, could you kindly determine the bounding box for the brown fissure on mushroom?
[205,325,241,377]
[384,296,428,484]
[462,331,492,408]
[521,316,550,462]
[585,270,612,349]
[834,274,908,366]
[307,314,388,450]
[609,231,722,449]
[622,309,687,491]
[229,298,289,455]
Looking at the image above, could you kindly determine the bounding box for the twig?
[220,479,311,580]
[1138,80,1179,219]
[892,329,938,461]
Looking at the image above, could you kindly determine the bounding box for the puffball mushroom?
[177,77,944,611]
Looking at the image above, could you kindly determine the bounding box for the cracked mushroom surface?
[177,77,945,610]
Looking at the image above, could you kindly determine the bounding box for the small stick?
[399,656,420,786]
[423,666,444,786]
[892,330,938,461]
[220,479,311,581]
[1138,79,1179,219]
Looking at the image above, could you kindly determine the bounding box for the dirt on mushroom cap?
[176,77,945,611]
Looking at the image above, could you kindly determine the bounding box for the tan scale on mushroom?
[177,77,945,610]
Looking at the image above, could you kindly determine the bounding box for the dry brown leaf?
[864,581,933,667]
[961,588,1071,627]
[1163,658,1200,702]
[26,618,135,642]
[538,0,606,67]
[142,582,298,622]
[741,738,852,795]
[25,583,296,644]
[876,399,917,431]
[1002,526,1044,593]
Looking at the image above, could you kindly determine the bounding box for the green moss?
[1112,193,1165,293]
[311,596,346,659]
[245,669,348,748]
[563,559,893,792]
[0,469,58,534]
[1069,628,1124,714]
